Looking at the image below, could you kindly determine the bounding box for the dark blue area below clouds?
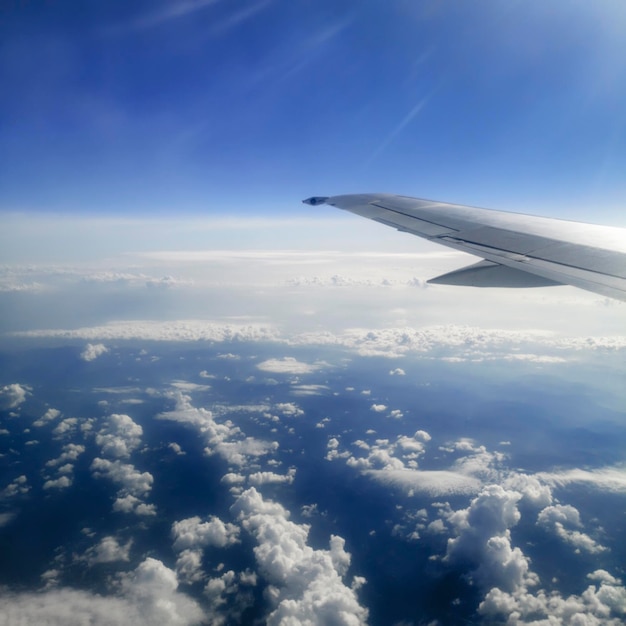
[0,339,625,624]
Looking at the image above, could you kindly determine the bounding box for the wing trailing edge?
[428,260,562,288]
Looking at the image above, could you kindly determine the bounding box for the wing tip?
[303,196,329,206]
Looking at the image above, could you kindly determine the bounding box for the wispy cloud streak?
[117,0,220,32]
[210,0,272,36]
[366,91,435,165]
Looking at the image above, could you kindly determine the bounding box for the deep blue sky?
[1,1,626,216]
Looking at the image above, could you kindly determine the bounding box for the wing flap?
[428,260,562,288]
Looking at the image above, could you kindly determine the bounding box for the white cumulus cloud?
[158,391,278,467]
[171,515,241,585]
[172,516,240,552]
[43,476,73,490]
[0,383,29,409]
[80,343,109,362]
[444,485,529,593]
[248,468,296,486]
[0,558,204,625]
[537,504,607,554]
[96,414,143,458]
[84,536,133,565]
[90,458,155,516]
[231,487,368,625]
[33,408,61,427]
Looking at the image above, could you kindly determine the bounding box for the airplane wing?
[303,193,626,302]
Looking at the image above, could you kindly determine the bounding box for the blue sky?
[1,1,626,218]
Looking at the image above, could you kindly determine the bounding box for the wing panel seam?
[440,236,626,281]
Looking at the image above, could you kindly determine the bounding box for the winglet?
[303,196,329,206]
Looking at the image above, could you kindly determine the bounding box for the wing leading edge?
[303,194,626,302]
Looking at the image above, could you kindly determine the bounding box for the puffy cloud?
[96,414,143,459]
[503,473,552,508]
[274,402,304,417]
[221,473,245,485]
[43,476,73,490]
[0,558,204,625]
[537,503,582,528]
[435,479,626,624]
[339,425,626,622]
[84,536,132,565]
[80,343,108,362]
[112,495,156,516]
[370,404,387,412]
[415,430,431,442]
[0,383,29,409]
[257,357,317,375]
[537,504,607,554]
[171,516,240,586]
[588,570,620,585]
[248,468,296,486]
[389,368,406,375]
[175,549,204,584]
[300,504,319,518]
[46,443,85,467]
[231,488,368,625]
[120,558,205,624]
[396,435,426,453]
[91,458,154,516]
[204,568,238,604]
[203,568,257,625]
[52,418,80,437]
[157,392,217,430]
[172,516,240,552]
[33,408,61,427]
[158,392,278,467]
[210,438,279,468]
[446,444,504,484]
[168,442,185,455]
[2,475,29,498]
[478,571,626,624]
[427,519,446,534]
[444,485,529,592]
[346,445,403,471]
[332,430,431,473]
[91,458,153,496]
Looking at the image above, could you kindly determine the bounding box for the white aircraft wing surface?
[303,193,626,302]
